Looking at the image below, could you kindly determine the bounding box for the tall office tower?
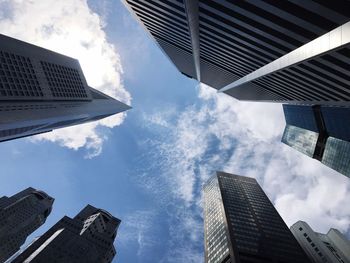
[11,205,121,263]
[291,221,350,263]
[0,188,54,263]
[123,1,350,105]
[0,34,130,143]
[203,171,310,263]
[282,104,350,177]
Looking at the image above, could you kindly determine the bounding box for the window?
[41,61,87,98]
[0,51,43,97]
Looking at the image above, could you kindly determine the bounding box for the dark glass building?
[123,0,350,106]
[0,34,130,143]
[11,205,121,263]
[0,188,54,263]
[203,171,310,263]
[282,104,350,178]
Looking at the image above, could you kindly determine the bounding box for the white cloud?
[0,0,131,157]
[139,83,350,261]
[118,210,158,258]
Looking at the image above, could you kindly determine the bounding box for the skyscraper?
[0,34,130,143]
[203,171,310,263]
[291,221,350,263]
[282,104,350,178]
[11,205,121,263]
[4,237,40,263]
[123,0,350,105]
[0,188,54,263]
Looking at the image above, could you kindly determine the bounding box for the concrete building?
[123,0,350,105]
[0,34,130,143]
[11,205,121,263]
[282,104,350,178]
[291,221,350,263]
[203,171,310,263]
[0,188,54,263]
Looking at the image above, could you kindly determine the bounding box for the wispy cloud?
[0,0,131,158]
[118,210,158,258]
[137,84,350,261]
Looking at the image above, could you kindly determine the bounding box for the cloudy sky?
[0,0,350,262]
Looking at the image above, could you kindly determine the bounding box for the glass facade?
[282,104,350,178]
[282,125,319,158]
[217,172,309,263]
[321,106,350,141]
[203,176,231,263]
[283,105,319,132]
[322,137,350,178]
[203,172,310,263]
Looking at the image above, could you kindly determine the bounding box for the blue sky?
[1,1,350,262]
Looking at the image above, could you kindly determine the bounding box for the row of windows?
[204,177,230,263]
[0,104,56,111]
[0,49,94,101]
[0,124,43,138]
[0,51,43,97]
[41,61,88,98]
[299,229,325,260]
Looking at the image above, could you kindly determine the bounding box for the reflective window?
[322,137,350,177]
[282,124,318,157]
[203,177,230,263]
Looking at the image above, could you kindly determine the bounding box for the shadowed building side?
[220,22,350,106]
[0,188,54,263]
[123,0,350,105]
[11,205,121,263]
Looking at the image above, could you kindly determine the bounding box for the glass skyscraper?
[203,175,231,263]
[282,104,350,178]
[203,171,310,263]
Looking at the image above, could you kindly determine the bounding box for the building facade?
[0,34,130,142]
[0,188,54,263]
[203,171,310,263]
[123,0,350,105]
[282,104,350,178]
[291,221,350,263]
[4,237,41,263]
[11,205,121,263]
